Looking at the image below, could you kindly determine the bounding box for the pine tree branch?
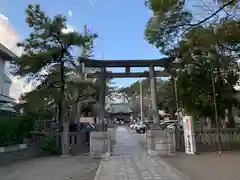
[189,0,235,27]
[170,0,235,30]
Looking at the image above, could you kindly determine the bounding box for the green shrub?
[0,115,34,147]
[40,136,60,155]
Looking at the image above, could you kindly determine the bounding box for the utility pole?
[174,77,180,124]
[81,24,87,74]
[83,25,87,54]
[75,25,87,123]
[140,79,144,122]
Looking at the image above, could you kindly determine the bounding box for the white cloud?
[61,24,76,34]
[9,76,34,100]
[61,27,74,34]
[68,10,73,17]
[89,0,98,5]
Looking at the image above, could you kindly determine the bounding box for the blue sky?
[0,0,166,87]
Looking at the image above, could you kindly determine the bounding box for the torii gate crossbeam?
[80,57,179,129]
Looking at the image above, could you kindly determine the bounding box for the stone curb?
[0,144,27,153]
[93,159,103,180]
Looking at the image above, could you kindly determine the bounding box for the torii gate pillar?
[149,65,160,124]
[98,67,106,130]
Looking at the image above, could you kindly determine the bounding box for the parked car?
[159,120,178,130]
[56,123,96,132]
[167,123,183,130]
[129,123,134,128]
[115,118,124,125]
[78,123,96,132]
[130,123,136,129]
[135,121,147,134]
[133,123,140,129]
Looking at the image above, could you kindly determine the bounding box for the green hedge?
[41,136,60,155]
[0,115,34,147]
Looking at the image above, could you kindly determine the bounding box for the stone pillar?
[146,129,176,156]
[98,67,106,130]
[90,131,110,158]
[149,65,159,124]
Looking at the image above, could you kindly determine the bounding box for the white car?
[129,124,135,129]
[167,123,183,130]
[167,124,176,129]
[131,123,138,129]
[159,120,178,130]
[135,121,147,134]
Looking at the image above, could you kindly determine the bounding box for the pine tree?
[11,4,97,155]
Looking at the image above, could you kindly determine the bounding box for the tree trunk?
[227,106,235,128]
[55,103,58,122]
[57,103,61,124]
[70,90,79,124]
[59,61,69,156]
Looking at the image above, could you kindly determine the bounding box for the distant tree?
[156,79,177,118]
[118,78,168,117]
[118,78,164,98]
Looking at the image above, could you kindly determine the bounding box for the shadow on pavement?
[163,152,240,180]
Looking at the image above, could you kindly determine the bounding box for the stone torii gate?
[80,57,179,127]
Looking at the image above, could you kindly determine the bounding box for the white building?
[0,43,16,102]
[0,14,31,102]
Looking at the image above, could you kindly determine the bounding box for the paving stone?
[94,126,188,180]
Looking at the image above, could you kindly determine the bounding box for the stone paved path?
[94,126,188,180]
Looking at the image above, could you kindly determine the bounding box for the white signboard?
[183,116,196,154]
[79,117,94,123]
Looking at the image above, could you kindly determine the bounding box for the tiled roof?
[0,43,17,60]
[108,103,132,114]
